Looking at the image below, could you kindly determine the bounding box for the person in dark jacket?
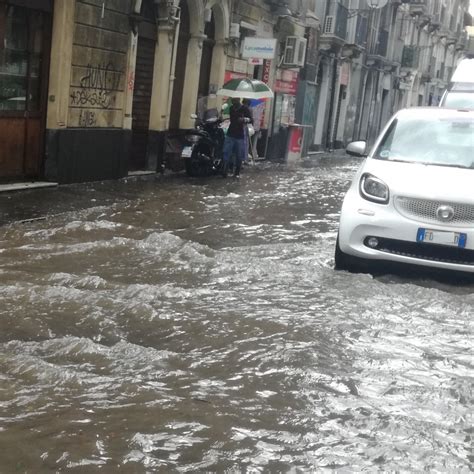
[222,97,253,178]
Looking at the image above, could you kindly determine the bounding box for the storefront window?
[27,14,44,111]
[0,5,44,112]
[273,93,296,131]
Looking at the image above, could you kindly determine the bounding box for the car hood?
[362,158,474,204]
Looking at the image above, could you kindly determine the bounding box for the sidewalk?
[0,181,58,193]
[0,153,354,227]
[0,172,164,227]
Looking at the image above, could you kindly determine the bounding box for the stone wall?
[69,0,131,128]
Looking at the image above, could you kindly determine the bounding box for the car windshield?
[374,115,474,169]
[442,92,474,109]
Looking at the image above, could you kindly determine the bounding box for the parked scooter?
[181,102,226,177]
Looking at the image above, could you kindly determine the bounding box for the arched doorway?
[130,0,157,171]
[169,0,190,130]
[198,11,215,98]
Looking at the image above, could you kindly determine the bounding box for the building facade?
[309,0,471,152]
[0,0,231,183]
[0,0,471,184]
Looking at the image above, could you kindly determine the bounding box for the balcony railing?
[409,0,427,16]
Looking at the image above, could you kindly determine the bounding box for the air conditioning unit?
[283,36,307,67]
[229,22,240,39]
[323,16,335,34]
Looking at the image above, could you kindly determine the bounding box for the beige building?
[0,0,231,183]
[0,0,318,183]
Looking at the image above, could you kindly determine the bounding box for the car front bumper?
[338,194,474,274]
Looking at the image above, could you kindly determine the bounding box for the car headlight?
[185,134,200,143]
[359,173,389,204]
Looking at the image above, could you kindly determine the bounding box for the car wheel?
[334,233,363,273]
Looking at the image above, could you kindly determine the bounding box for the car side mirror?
[346,141,367,157]
[190,113,198,120]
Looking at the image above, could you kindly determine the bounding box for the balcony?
[401,45,419,69]
[446,31,459,46]
[409,0,427,17]
[428,13,441,31]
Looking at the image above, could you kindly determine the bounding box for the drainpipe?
[322,0,337,150]
[165,5,181,130]
[356,5,375,140]
[355,62,369,140]
[325,53,338,150]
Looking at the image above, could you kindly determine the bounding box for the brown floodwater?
[0,159,472,472]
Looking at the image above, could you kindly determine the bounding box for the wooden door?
[0,1,52,181]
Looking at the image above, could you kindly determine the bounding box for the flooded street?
[0,158,472,472]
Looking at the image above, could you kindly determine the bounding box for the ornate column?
[209,39,228,94]
[149,1,180,131]
[149,26,176,130]
[179,33,206,129]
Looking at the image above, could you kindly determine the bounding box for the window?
[0,5,45,112]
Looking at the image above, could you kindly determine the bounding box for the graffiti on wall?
[78,110,97,127]
[70,62,123,110]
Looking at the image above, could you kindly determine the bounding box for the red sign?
[289,127,303,153]
[274,79,298,95]
[262,60,271,84]
[224,70,247,83]
[274,69,298,95]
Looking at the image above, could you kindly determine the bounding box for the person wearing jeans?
[222,98,253,178]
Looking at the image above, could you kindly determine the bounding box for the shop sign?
[262,60,271,84]
[274,70,299,95]
[226,57,248,74]
[242,37,277,59]
[248,58,264,66]
[224,70,247,83]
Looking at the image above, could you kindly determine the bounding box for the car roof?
[450,58,474,83]
[393,107,474,119]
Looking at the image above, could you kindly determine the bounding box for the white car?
[335,107,474,276]
[439,58,474,109]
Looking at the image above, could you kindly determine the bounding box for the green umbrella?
[216,78,274,99]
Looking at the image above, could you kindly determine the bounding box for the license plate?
[417,228,467,248]
[181,146,193,158]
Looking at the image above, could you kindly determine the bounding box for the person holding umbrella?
[217,78,273,178]
[222,97,253,178]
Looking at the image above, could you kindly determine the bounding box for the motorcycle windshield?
[196,95,220,123]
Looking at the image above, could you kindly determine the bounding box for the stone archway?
[208,0,229,94]
[198,11,215,98]
[175,0,207,129]
[163,0,229,130]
